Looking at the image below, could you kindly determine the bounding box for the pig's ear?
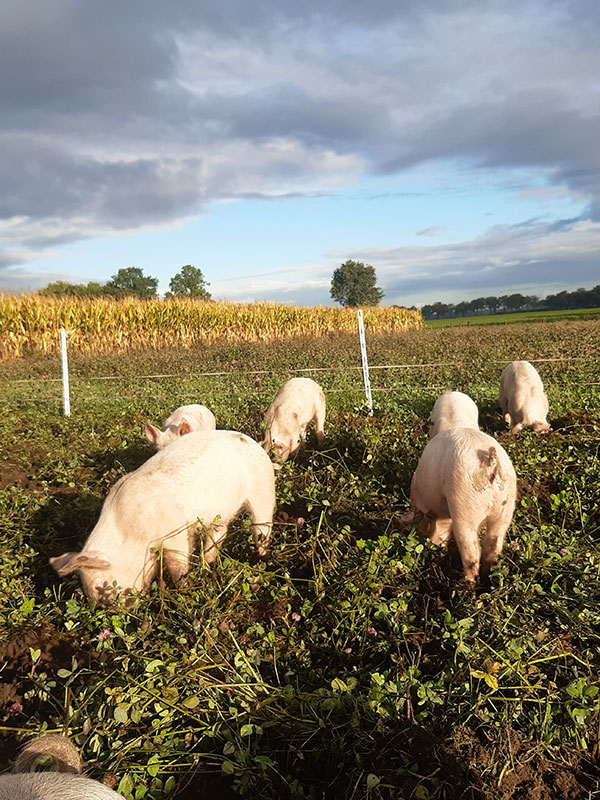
[176,418,193,437]
[145,420,161,445]
[50,551,112,576]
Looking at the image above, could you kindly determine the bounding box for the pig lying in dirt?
[50,430,275,602]
[260,377,326,462]
[429,391,479,437]
[499,360,550,434]
[144,403,216,449]
[408,427,517,583]
[0,734,120,799]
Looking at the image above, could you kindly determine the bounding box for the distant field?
[426,306,600,327]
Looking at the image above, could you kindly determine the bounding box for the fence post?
[357,309,373,416]
[60,328,71,417]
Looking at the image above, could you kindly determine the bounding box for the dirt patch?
[0,464,45,492]
[349,724,597,800]
[0,625,97,718]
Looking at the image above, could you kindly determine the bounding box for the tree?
[484,296,499,314]
[39,280,104,297]
[469,297,487,316]
[166,265,211,300]
[330,260,384,307]
[105,267,158,299]
[505,293,526,311]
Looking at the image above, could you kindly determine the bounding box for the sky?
[1,0,599,307]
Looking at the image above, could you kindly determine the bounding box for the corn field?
[0,295,423,360]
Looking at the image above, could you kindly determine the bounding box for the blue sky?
[1,1,599,306]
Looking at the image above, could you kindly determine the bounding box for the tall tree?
[105,267,158,299]
[330,260,384,307]
[167,265,211,299]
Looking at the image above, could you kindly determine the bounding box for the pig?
[409,427,517,583]
[429,391,479,438]
[0,734,121,799]
[260,377,326,462]
[50,430,275,602]
[499,360,550,433]
[144,403,216,449]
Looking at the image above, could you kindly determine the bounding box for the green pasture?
[1,320,599,799]
[425,306,600,327]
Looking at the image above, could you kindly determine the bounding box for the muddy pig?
[409,427,517,583]
[499,360,550,433]
[50,430,275,602]
[145,403,216,449]
[0,734,121,799]
[260,377,326,462]
[429,391,479,438]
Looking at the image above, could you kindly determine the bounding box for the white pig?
[499,360,550,434]
[260,377,326,462]
[409,427,517,583]
[429,391,479,438]
[144,403,216,449]
[0,734,121,800]
[50,430,275,602]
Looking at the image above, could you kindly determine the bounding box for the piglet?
[145,403,216,449]
[409,427,517,583]
[0,734,120,800]
[429,390,479,438]
[260,377,326,462]
[50,430,275,602]
[499,360,550,433]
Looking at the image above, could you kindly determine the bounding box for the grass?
[426,306,600,327]
[0,320,599,799]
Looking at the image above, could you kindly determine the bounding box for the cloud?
[1,0,599,281]
[209,217,600,306]
[416,226,447,237]
[339,218,600,304]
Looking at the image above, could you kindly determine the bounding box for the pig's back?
[107,431,272,525]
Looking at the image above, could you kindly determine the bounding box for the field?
[1,320,599,799]
[426,307,600,327]
[0,295,421,360]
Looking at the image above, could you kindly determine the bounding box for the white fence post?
[60,328,71,417]
[357,309,373,416]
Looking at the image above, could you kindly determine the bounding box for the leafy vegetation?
[1,321,599,799]
[330,260,384,307]
[166,266,211,300]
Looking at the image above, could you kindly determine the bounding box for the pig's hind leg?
[448,508,481,584]
[479,513,511,582]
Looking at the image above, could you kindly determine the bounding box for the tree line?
[421,285,600,319]
[39,260,384,306]
[39,266,211,300]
